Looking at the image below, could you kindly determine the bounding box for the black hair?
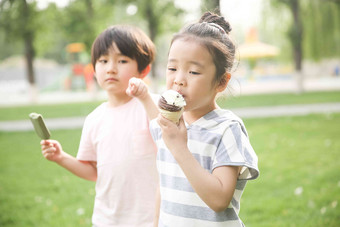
[91,25,155,72]
[171,12,235,85]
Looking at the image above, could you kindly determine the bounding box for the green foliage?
[0,0,185,64]
[302,0,340,60]
[35,3,68,63]
[263,0,340,62]
[0,0,40,60]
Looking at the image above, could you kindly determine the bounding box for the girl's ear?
[216,73,231,92]
[140,64,151,79]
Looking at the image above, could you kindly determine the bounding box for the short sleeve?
[77,115,97,161]
[212,121,259,180]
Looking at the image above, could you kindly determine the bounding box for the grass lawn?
[0,90,340,121]
[0,129,95,226]
[241,113,340,226]
[0,113,339,226]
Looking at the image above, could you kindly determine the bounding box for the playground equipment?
[65,42,95,91]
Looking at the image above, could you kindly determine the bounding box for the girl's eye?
[189,71,200,75]
[119,60,128,63]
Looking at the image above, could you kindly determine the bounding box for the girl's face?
[95,42,142,96]
[166,39,219,116]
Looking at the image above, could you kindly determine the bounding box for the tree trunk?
[145,0,159,92]
[23,0,37,102]
[289,0,304,93]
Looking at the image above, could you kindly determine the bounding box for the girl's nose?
[174,73,186,86]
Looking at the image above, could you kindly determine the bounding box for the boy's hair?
[170,12,235,85]
[91,25,155,72]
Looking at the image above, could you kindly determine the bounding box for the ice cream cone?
[158,90,186,124]
[159,108,184,124]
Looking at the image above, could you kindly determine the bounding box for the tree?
[0,0,40,101]
[303,0,340,61]
[121,0,184,91]
[267,0,340,93]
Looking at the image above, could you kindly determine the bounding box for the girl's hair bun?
[199,11,232,35]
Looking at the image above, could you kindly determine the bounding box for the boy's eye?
[189,71,200,75]
[118,59,128,63]
[167,67,176,72]
[98,59,107,63]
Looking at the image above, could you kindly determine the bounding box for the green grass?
[0,90,340,121]
[217,90,340,109]
[0,129,94,226]
[1,113,339,226]
[240,113,340,226]
[0,101,103,121]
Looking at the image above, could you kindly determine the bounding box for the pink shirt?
[77,98,158,226]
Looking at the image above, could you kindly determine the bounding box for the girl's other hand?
[157,115,188,154]
[40,140,64,163]
[126,77,148,100]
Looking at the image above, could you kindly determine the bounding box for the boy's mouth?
[106,78,118,82]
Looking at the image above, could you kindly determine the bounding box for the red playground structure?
[65,42,95,91]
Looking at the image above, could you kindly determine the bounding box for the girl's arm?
[41,140,97,181]
[158,115,240,212]
[126,78,159,120]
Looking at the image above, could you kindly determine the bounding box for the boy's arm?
[154,186,160,226]
[126,78,159,120]
[41,140,97,181]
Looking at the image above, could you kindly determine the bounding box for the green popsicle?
[29,113,51,140]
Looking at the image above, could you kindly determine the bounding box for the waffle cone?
[159,108,184,124]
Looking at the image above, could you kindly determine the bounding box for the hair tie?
[208,22,227,35]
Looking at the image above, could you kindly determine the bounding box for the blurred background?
[0,0,340,226]
[0,0,339,103]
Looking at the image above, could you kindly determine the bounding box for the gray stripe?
[157,148,176,163]
[188,127,222,147]
[150,126,162,140]
[231,197,240,210]
[203,110,228,124]
[230,123,254,164]
[161,200,239,222]
[160,174,194,192]
[157,148,212,170]
[243,146,254,164]
[236,179,247,190]
[230,123,243,157]
[215,142,232,164]
[203,110,219,120]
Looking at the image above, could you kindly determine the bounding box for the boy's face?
[94,42,142,95]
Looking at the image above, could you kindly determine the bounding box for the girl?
[41,25,158,226]
[130,12,259,226]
